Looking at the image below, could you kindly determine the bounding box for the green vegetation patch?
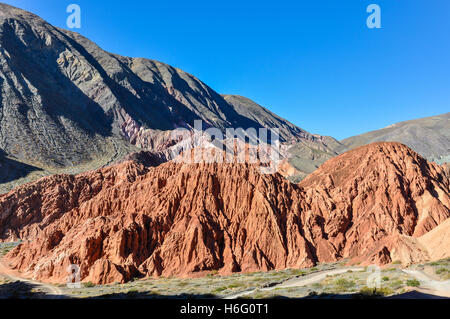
[406,279,420,287]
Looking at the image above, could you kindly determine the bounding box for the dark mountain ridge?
[0,3,337,192]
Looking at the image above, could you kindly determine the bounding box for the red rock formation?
[298,142,450,265]
[277,159,303,179]
[0,142,448,284]
[443,163,450,176]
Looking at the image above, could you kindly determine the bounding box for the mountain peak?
[0,5,334,193]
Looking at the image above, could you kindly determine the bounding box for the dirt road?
[0,258,63,298]
[225,267,364,299]
[402,269,450,298]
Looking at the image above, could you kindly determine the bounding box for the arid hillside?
[0,142,448,284]
[339,113,450,164]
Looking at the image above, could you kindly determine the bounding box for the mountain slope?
[0,3,335,192]
[1,142,448,284]
[223,94,343,181]
[222,95,308,143]
[339,113,450,164]
[284,136,342,182]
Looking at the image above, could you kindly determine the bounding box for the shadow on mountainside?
[57,30,193,132]
[0,280,60,299]
[258,291,450,300]
[1,23,113,138]
[86,291,218,299]
[58,29,274,137]
[386,290,450,299]
[0,150,42,184]
[79,290,450,299]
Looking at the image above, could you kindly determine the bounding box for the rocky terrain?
[299,142,450,266]
[0,3,340,193]
[0,142,448,284]
[0,3,449,291]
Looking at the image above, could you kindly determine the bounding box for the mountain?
[0,3,337,193]
[298,142,450,266]
[1,142,448,284]
[284,113,450,182]
[222,95,308,143]
[339,113,450,164]
[283,136,342,182]
[222,95,343,181]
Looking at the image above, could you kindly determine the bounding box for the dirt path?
[225,267,364,299]
[0,258,63,298]
[402,269,450,298]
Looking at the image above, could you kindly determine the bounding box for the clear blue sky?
[3,0,450,139]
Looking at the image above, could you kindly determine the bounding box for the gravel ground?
[1,258,449,299]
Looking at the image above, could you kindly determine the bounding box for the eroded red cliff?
[0,142,448,284]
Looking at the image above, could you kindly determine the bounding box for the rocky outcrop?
[1,160,309,283]
[299,142,449,237]
[286,112,450,182]
[443,163,450,176]
[1,142,448,284]
[362,218,450,267]
[417,218,450,261]
[298,142,450,265]
[0,161,149,241]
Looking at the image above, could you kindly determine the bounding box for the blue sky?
[3,0,450,139]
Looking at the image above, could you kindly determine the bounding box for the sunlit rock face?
[1,142,448,284]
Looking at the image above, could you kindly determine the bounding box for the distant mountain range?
[285,112,450,181]
[339,112,450,164]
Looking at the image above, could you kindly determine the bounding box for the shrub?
[382,276,390,281]
[207,270,219,277]
[390,279,403,289]
[406,279,420,287]
[312,282,322,288]
[334,278,355,289]
[436,268,448,275]
[429,262,440,266]
[358,287,393,297]
[213,286,227,293]
[0,247,13,256]
[83,281,95,288]
[291,269,306,276]
[227,282,243,289]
